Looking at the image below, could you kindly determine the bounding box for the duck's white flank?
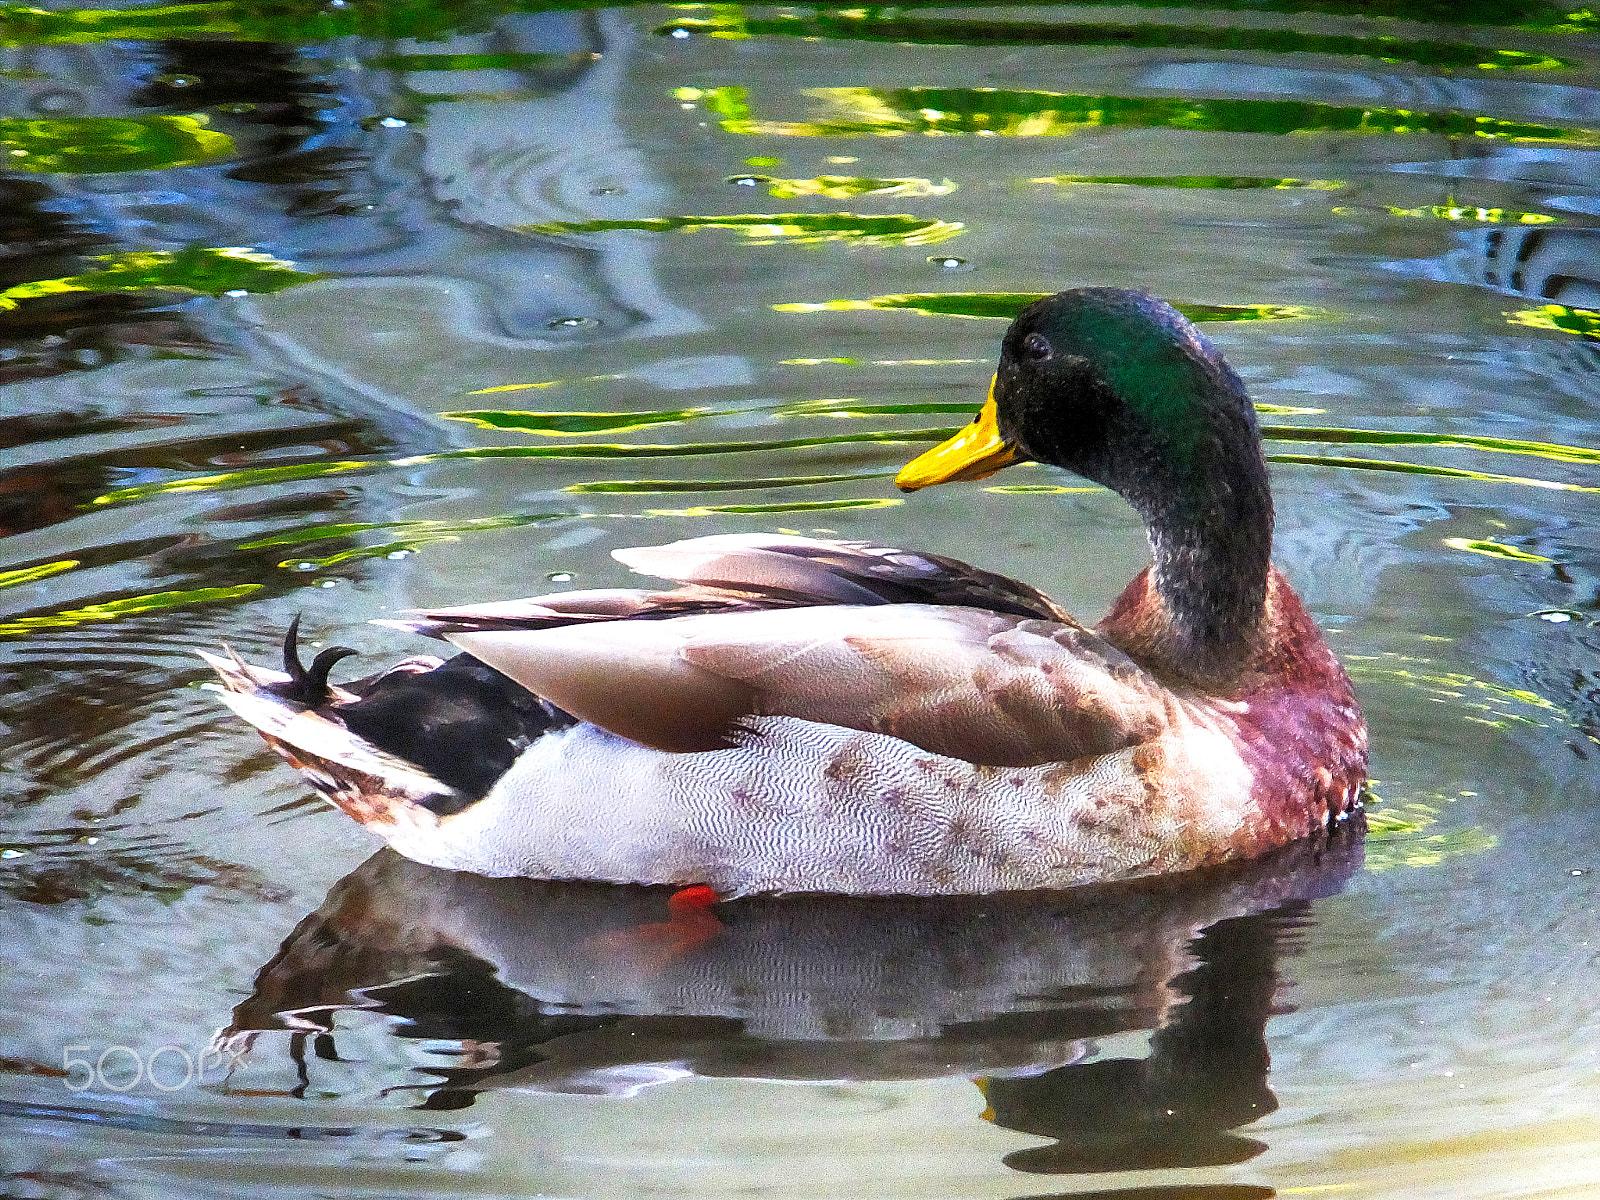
[380,715,1255,896]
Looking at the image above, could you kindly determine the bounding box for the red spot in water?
[587,884,724,973]
[669,883,720,913]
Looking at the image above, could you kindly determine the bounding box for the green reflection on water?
[88,431,950,506]
[984,484,1100,494]
[90,405,1600,511]
[445,397,1336,436]
[566,471,892,493]
[523,212,964,247]
[0,560,79,589]
[1347,658,1564,725]
[776,398,980,417]
[242,513,572,568]
[731,174,958,198]
[0,114,232,172]
[0,584,262,637]
[642,497,903,516]
[444,407,716,435]
[775,292,1317,320]
[1337,202,1558,223]
[1035,174,1345,190]
[660,13,1572,70]
[1441,537,1551,562]
[238,513,567,551]
[1364,800,1500,871]
[0,0,640,46]
[688,85,1600,144]
[368,50,590,70]
[0,248,319,311]
[1506,304,1600,337]
[3,0,1592,48]
[279,538,458,568]
[1262,426,1600,467]
[0,2,248,44]
[1266,454,1600,493]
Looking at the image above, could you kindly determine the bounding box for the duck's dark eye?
[1021,332,1052,361]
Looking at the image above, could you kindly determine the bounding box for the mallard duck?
[204,287,1367,896]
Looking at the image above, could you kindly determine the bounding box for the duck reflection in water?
[221,824,1361,1176]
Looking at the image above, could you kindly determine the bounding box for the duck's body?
[205,289,1367,895]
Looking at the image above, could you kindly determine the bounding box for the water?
[3,1,1599,1195]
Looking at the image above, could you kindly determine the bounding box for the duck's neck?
[1102,440,1275,685]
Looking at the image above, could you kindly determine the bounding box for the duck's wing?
[612,534,1076,622]
[387,534,1163,765]
[390,534,1077,639]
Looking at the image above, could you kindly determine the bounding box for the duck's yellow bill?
[895,380,1019,492]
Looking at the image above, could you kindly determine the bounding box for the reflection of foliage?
[1035,174,1344,190]
[0,114,232,173]
[687,85,1600,144]
[0,560,79,589]
[659,12,1573,70]
[1441,537,1551,563]
[0,0,1592,48]
[1345,656,1564,729]
[368,49,590,70]
[0,0,577,45]
[237,512,568,568]
[1341,203,1558,223]
[0,584,263,637]
[565,471,889,493]
[525,213,964,247]
[1267,454,1600,495]
[643,497,902,516]
[1263,425,1600,467]
[732,174,958,199]
[445,406,713,435]
[0,248,321,311]
[775,292,1316,320]
[1363,793,1499,872]
[1506,304,1600,338]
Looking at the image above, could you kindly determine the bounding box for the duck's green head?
[896,287,1265,510]
[899,288,1276,669]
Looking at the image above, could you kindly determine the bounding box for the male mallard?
[204,288,1367,895]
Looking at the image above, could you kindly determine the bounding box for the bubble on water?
[728,175,766,187]
[293,562,319,572]
[316,578,339,588]
[29,89,83,115]
[548,316,599,330]
[547,572,574,583]
[929,256,967,270]
[361,115,409,131]
[154,73,201,89]
[1533,609,1580,623]
[671,27,690,38]
[386,549,413,560]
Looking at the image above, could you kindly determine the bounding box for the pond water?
[3,1,1600,1196]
